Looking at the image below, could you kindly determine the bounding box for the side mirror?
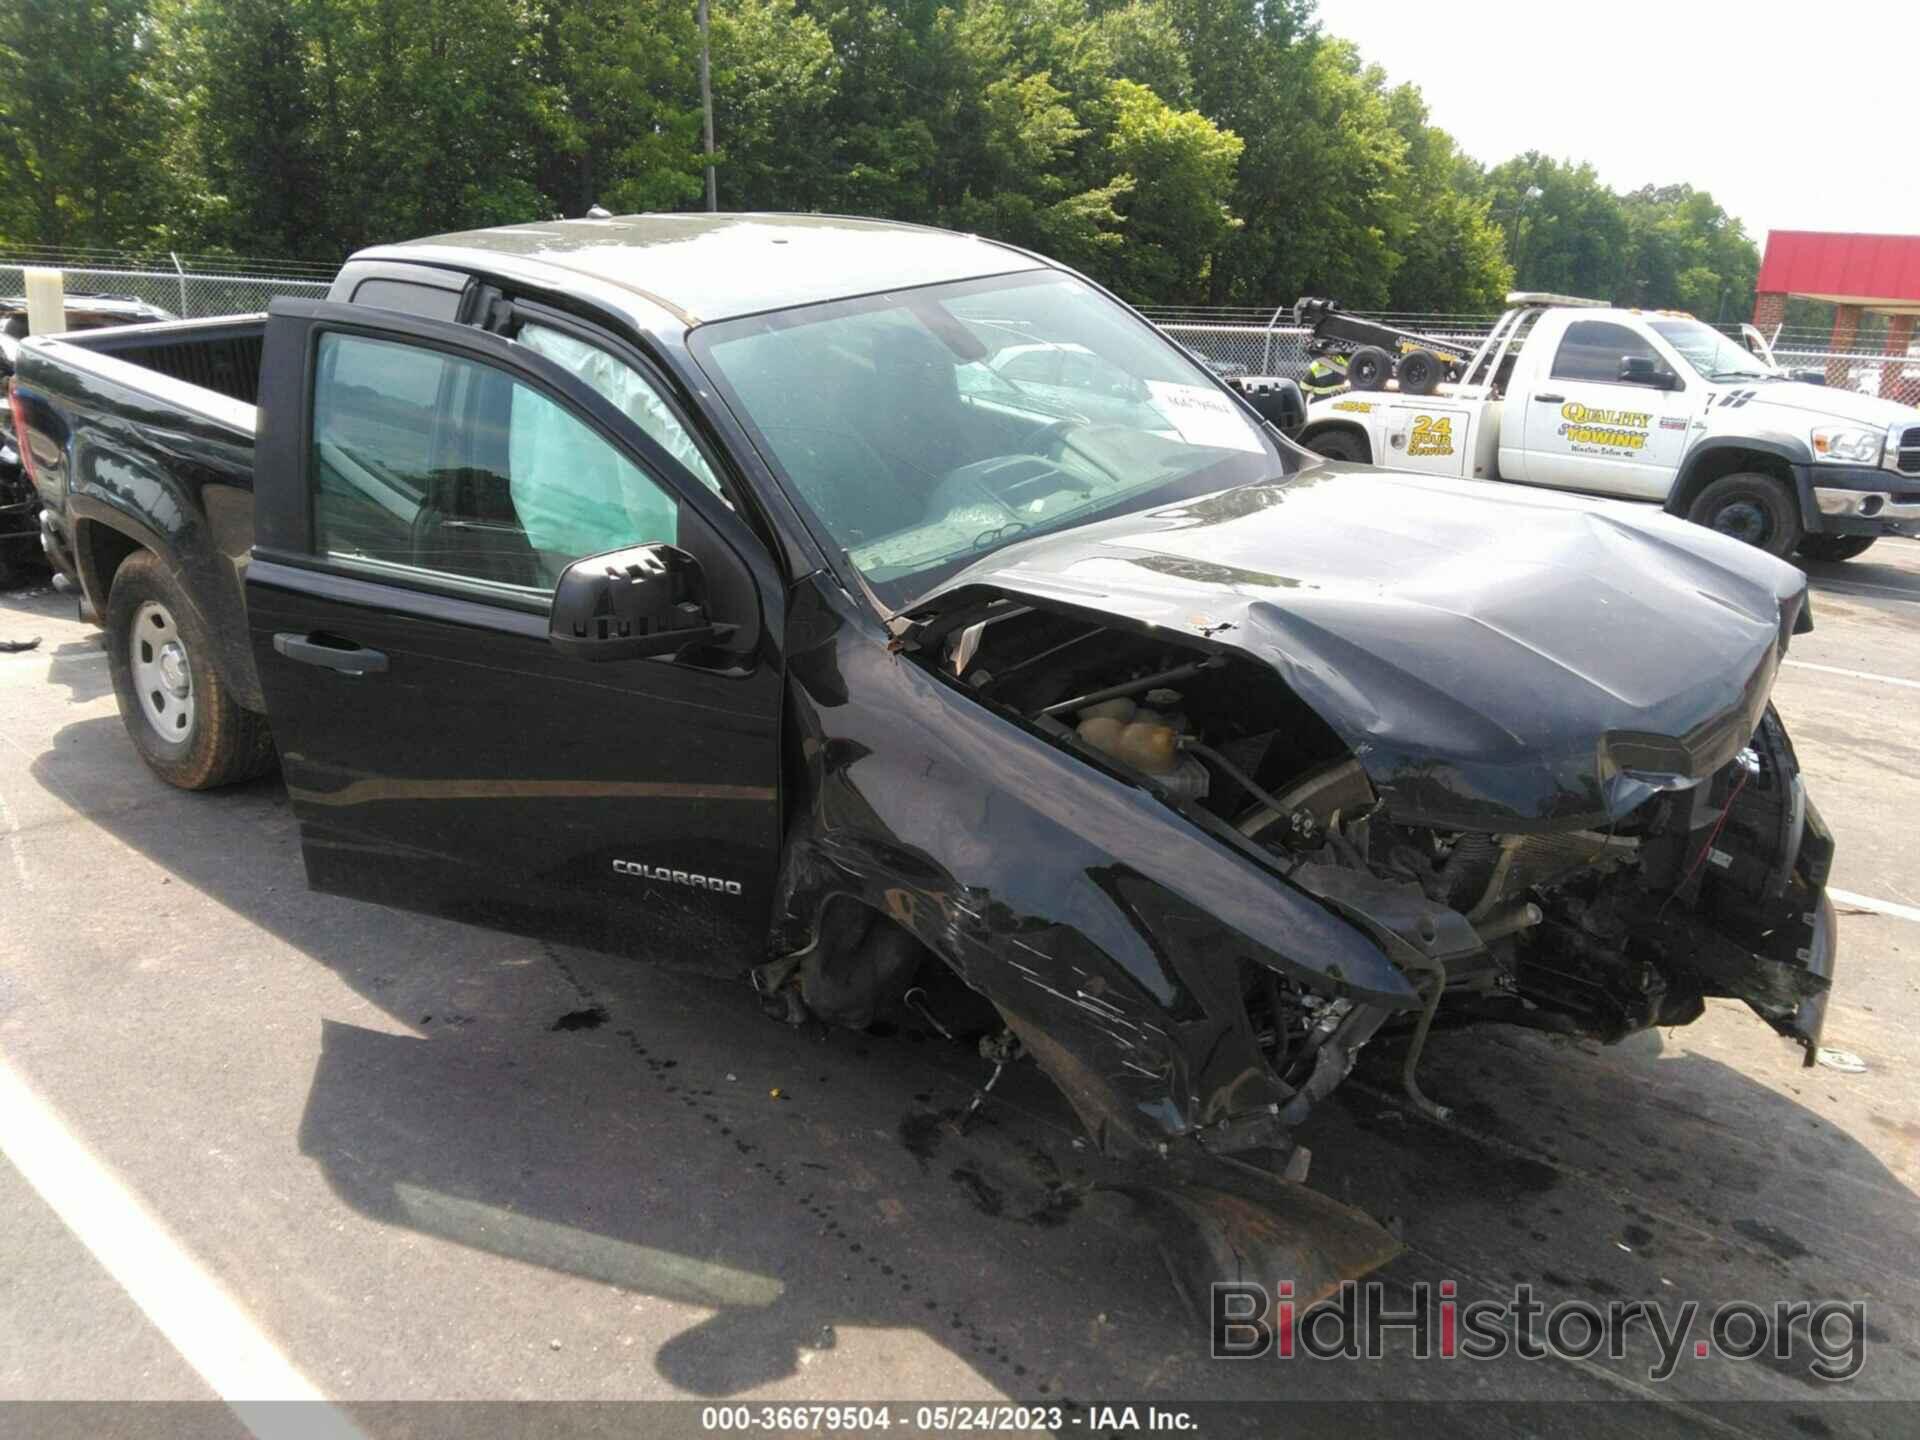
[549,542,728,661]
[1229,376,1307,435]
[1619,355,1680,390]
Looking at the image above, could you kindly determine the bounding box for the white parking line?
[1782,658,1920,690]
[1830,888,1920,924]
[0,1055,365,1439]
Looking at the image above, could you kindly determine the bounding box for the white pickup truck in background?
[1296,293,1920,562]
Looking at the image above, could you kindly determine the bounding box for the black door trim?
[248,556,549,639]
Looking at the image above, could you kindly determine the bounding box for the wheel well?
[1670,448,1795,517]
[76,520,143,615]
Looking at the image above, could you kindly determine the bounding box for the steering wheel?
[1025,418,1084,458]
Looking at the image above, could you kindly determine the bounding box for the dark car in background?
[2,292,174,583]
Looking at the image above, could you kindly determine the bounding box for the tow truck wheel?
[1687,473,1803,560]
[1796,534,1877,563]
[1395,350,1442,396]
[1344,346,1393,391]
[1304,429,1371,464]
[105,550,274,790]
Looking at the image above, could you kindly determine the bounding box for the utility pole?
[699,0,716,212]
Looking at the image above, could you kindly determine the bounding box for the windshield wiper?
[1708,369,1775,381]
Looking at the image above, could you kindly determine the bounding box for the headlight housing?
[1811,425,1884,465]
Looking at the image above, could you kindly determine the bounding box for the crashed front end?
[767,475,1838,1303]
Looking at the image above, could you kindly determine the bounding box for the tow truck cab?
[1297,293,1920,561]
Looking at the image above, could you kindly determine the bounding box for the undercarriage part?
[1276,1003,1387,1127]
[956,1028,1022,1135]
[1110,1156,1403,1314]
[902,986,955,1040]
[754,901,926,1031]
[1473,900,1542,944]
[1397,962,1451,1125]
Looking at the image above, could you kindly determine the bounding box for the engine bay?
[916,596,1837,1110]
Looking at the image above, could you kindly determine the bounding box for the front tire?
[1686,473,1804,559]
[1304,428,1372,464]
[105,550,274,789]
[1797,534,1877,563]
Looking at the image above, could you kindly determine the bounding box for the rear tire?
[1796,534,1877,563]
[1305,428,1371,464]
[1345,346,1393,391]
[1686,473,1804,559]
[105,550,274,790]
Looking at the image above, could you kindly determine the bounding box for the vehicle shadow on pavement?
[42,634,110,705]
[30,714,1919,1434]
[1800,543,1920,604]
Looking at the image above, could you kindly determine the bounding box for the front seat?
[866,325,973,482]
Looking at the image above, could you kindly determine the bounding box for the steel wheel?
[129,599,195,741]
[1686,472,1802,560]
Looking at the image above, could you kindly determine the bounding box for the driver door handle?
[274,632,389,676]
[1533,392,1565,403]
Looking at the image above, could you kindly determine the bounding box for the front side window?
[515,322,723,495]
[1550,321,1663,385]
[694,271,1281,611]
[310,332,678,600]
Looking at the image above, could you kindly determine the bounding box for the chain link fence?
[1147,306,1920,409]
[1772,344,1920,408]
[0,250,335,323]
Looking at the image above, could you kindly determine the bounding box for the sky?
[1313,0,1920,246]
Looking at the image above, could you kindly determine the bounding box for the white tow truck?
[1296,292,1920,561]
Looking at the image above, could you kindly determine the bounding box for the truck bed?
[52,313,267,410]
[14,313,268,707]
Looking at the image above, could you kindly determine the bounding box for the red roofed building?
[1753,231,1920,394]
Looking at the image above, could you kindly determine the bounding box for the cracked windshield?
[698,272,1282,608]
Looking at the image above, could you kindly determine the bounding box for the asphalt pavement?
[3,539,1919,1437]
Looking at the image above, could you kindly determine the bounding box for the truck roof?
[365,212,1049,326]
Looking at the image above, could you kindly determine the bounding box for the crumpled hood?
[923,465,1811,830]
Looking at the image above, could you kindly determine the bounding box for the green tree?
[1484,153,1630,301]
[534,0,706,218]
[0,0,180,249]
[708,0,838,210]
[186,0,341,257]
[1100,78,1241,302]
[1618,183,1759,321]
[1380,85,1510,313]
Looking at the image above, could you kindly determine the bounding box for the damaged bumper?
[769,466,1845,1297]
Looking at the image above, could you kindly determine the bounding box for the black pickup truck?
[11,213,1839,1302]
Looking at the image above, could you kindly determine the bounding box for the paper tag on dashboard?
[1143,382,1264,452]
